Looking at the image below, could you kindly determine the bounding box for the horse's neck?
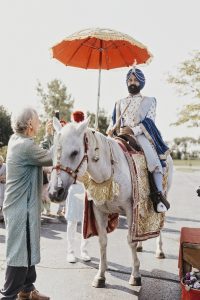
[86,129,129,184]
[86,129,113,183]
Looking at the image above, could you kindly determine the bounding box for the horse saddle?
[114,133,170,213]
[116,134,142,153]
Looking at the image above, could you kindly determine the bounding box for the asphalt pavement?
[1,168,200,300]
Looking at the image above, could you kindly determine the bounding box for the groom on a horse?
[107,67,171,213]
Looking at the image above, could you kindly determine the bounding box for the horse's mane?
[60,124,121,160]
[86,128,119,154]
[86,128,123,163]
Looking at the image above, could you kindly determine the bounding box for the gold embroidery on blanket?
[131,154,166,240]
[79,172,119,206]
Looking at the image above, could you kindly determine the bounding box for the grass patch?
[173,159,200,172]
[173,159,200,167]
[175,167,200,173]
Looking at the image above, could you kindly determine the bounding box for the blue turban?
[126,68,145,90]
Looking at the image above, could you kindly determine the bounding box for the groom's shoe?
[157,192,170,211]
[17,289,50,300]
[157,201,167,213]
[150,191,170,213]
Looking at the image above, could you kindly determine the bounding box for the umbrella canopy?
[52,28,153,69]
[51,28,153,128]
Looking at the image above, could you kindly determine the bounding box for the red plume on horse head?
[71,111,85,123]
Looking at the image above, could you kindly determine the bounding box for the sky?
[0,0,199,141]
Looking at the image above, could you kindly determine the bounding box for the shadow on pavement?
[117,215,199,230]
[41,215,67,225]
[81,257,180,299]
[162,227,180,234]
[137,249,178,260]
[138,277,181,300]
[82,257,179,280]
[106,283,140,297]
[40,217,67,240]
[167,216,200,223]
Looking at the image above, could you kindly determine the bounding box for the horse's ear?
[53,117,62,133]
[77,117,90,135]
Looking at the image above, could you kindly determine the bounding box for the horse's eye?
[70,150,78,158]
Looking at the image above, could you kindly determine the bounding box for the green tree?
[0,105,13,147]
[87,109,110,135]
[167,50,200,127]
[36,79,74,121]
[172,137,197,159]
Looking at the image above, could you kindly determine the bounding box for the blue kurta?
[3,133,52,267]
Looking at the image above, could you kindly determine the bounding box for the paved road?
[0,168,200,299]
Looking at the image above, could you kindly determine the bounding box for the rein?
[52,133,88,184]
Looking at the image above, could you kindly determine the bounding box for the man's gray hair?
[11,107,38,134]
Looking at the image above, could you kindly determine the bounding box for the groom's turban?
[126,67,145,90]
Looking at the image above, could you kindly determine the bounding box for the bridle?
[52,129,115,187]
[52,133,88,184]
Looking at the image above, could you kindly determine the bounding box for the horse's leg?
[154,155,172,259]
[136,241,143,252]
[125,206,141,286]
[92,204,108,288]
[155,231,165,259]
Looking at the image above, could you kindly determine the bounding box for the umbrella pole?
[95,68,101,130]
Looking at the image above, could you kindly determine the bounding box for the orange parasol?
[51,28,153,128]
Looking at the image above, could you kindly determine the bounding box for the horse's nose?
[57,186,64,197]
[48,186,66,202]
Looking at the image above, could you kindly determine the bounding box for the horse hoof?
[129,275,142,286]
[92,277,106,288]
[136,246,143,252]
[155,252,165,259]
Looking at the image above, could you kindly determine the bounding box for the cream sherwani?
[109,94,163,173]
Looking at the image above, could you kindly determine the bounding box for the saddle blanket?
[82,143,167,242]
[129,152,165,242]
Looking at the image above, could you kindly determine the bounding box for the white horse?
[48,117,173,288]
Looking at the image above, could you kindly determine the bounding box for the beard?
[128,84,141,95]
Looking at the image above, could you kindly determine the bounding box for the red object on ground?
[179,227,200,278]
[179,227,200,300]
[181,280,200,300]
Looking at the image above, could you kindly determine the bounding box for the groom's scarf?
[140,117,170,167]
